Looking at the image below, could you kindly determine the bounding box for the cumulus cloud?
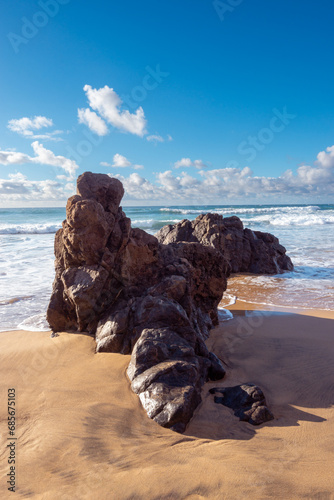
[113,145,334,202]
[316,145,334,169]
[29,130,64,141]
[0,150,31,165]
[78,108,109,136]
[114,172,165,200]
[8,116,53,136]
[80,85,147,137]
[0,142,79,178]
[0,172,75,205]
[146,134,164,144]
[112,153,132,168]
[174,158,209,169]
[30,141,78,177]
[100,153,144,170]
[7,116,64,141]
[2,143,334,205]
[146,134,173,144]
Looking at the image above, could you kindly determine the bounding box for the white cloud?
[174,158,209,169]
[100,153,144,170]
[56,174,72,181]
[29,130,64,142]
[114,172,165,200]
[7,116,64,141]
[174,158,192,169]
[30,142,78,177]
[147,134,164,144]
[0,172,75,205]
[0,142,79,178]
[113,145,334,202]
[112,153,132,168]
[146,134,173,144]
[81,84,147,137]
[8,116,53,136]
[78,108,108,136]
[316,145,334,168]
[0,150,31,165]
[2,143,333,206]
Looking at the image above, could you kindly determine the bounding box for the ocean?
[1,204,333,332]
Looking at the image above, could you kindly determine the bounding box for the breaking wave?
[0,223,61,235]
[159,206,334,227]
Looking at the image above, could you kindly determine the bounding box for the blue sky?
[1,0,334,206]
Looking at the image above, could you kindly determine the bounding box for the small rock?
[210,384,274,425]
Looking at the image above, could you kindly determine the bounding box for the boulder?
[209,384,274,425]
[156,213,293,274]
[47,172,229,432]
[47,172,281,432]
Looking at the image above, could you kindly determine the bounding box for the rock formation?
[209,384,274,425]
[47,172,283,432]
[156,213,293,274]
[47,172,229,432]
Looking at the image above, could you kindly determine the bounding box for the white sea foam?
[17,313,50,332]
[159,205,334,227]
[1,204,333,331]
[159,208,205,215]
[223,205,320,215]
[219,293,237,307]
[0,223,61,234]
[225,267,334,311]
[160,205,321,215]
[245,211,334,227]
[131,219,181,228]
[218,308,234,321]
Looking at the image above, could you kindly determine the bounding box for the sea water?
[0,204,333,331]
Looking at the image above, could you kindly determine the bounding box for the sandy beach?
[2,0,334,497]
[1,301,333,499]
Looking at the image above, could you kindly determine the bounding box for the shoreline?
[1,304,333,498]
[225,298,334,319]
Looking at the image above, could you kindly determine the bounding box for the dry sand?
[1,304,334,499]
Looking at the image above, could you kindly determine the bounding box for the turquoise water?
[1,204,333,331]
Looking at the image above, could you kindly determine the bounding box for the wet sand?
[0,305,333,499]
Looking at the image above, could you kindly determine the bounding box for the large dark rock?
[209,384,274,425]
[156,213,293,274]
[47,173,283,432]
[47,172,229,432]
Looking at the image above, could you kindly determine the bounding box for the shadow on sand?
[183,310,334,441]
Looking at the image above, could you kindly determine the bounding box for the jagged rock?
[156,213,293,274]
[76,171,124,215]
[47,172,229,432]
[209,384,274,425]
[47,172,284,432]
